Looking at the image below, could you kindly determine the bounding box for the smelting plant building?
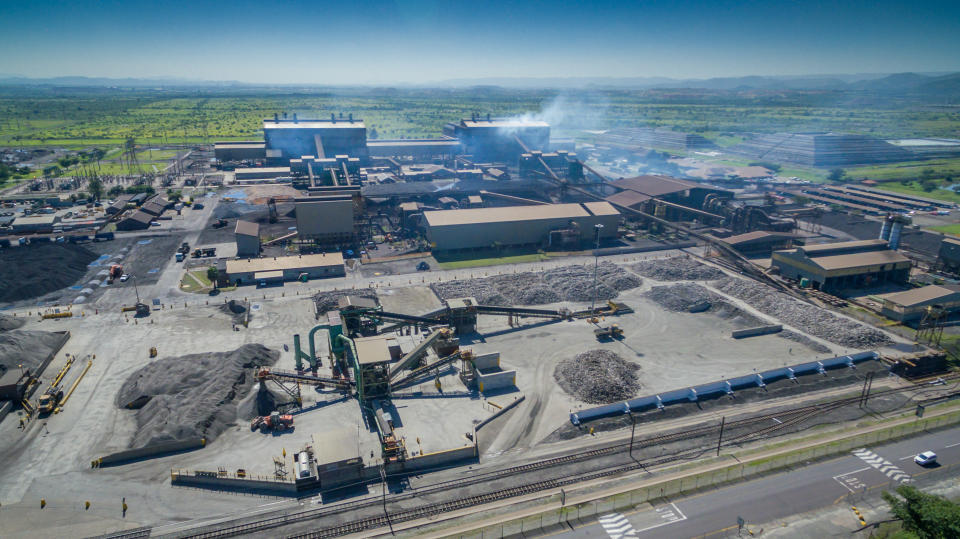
[772,239,910,292]
[263,117,368,160]
[424,202,620,251]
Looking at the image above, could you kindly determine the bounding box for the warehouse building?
[608,175,732,209]
[11,214,60,234]
[235,220,260,257]
[937,237,960,274]
[596,127,715,152]
[225,253,345,286]
[295,195,357,245]
[116,210,153,231]
[717,230,797,256]
[214,141,266,162]
[879,285,960,322]
[772,239,911,292]
[424,202,620,251]
[730,133,913,167]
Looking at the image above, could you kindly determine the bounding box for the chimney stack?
[331,113,336,123]
[283,112,288,119]
[273,112,279,122]
[348,113,353,123]
[486,113,491,122]
[293,113,298,124]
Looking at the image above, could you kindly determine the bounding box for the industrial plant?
[2,108,960,539]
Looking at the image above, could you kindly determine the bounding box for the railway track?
[160,375,958,539]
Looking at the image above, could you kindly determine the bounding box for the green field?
[872,181,960,204]
[930,224,960,236]
[2,86,960,150]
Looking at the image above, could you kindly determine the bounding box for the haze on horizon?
[1,0,958,85]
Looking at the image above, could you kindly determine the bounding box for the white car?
[120,274,130,282]
[914,451,937,466]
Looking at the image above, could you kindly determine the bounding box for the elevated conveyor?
[389,329,446,380]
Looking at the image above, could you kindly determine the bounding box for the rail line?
[160,375,958,539]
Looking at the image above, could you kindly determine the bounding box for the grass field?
[846,157,960,182]
[433,248,552,269]
[929,224,960,236]
[871,181,960,204]
[2,87,960,149]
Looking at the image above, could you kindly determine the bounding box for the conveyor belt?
[392,352,461,388]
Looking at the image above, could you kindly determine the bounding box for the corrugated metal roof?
[582,201,621,216]
[461,119,549,128]
[424,202,618,227]
[811,249,910,270]
[605,190,652,208]
[802,239,888,253]
[611,175,709,197]
[722,231,794,245]
[881,285,960,307]
[263,120,365,129]
[234,220,259,237]
[226,253,343,274]
[353,335,392,365]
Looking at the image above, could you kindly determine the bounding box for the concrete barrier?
[732,324,782,339]
[94,438,205,467]
[171,470,298,495]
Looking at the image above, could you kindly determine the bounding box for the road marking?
[599,512,638,538]
[852,448,911,483]
[945,441,960,448]
[633,503,688,534]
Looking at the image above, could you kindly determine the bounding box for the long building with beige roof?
[423,202,619,251]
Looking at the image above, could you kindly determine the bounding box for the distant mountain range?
[0,72,958,98]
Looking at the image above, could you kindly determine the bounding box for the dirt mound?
[431,262,641,306]
[554,349,640,404]
[0,314,25,331]
[314,289,378,314]
[631,256,725,281]
[115,344,279,448]
[0,243,99,303]
[0,330,69,377]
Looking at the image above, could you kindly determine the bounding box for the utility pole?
[716,416,725,456]
[591,223,604,313]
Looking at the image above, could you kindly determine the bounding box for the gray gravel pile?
[314,289,378,313]
[554,349,640,404]
[0,329,69,377]
[0,243,99,303]
[644,283,719,312]
[0,314,25,331]
[631,256,725,281]
[713,277,892,348]
[431,262,640,306]
[779,330,832,354]
[115,344,279,448]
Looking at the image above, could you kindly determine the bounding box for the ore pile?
[631,256,725,281]
[0,243,99,303]
[314,289,378,314]
[644,284,763,327]
[0,313,25,331]
[0,328,69,377]
[554,350,640,404]
[779,330,832,354]
[713,277,892,348]
[115,344,279,448]
[431,262,641,306]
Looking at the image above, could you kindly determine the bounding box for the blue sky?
[0,0,957,84]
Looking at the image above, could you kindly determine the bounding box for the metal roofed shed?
[225,253,345,286]
[353,335,392,365]
[879,285,960,322]
[772,239,910,292]
[718,231,798,255]
[423,202,620,251]
[235,220,261,257]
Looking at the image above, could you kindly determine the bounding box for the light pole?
[591,224,604,313]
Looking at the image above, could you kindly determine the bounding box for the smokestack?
[486,113,491,122]
[879,216,892,241]
[274,112,279,122]
[331,113,336,123]
[293,113,298,124]
[339,112,344,119]
[889,220,904,250]
[283,112,288,119]
[348,113,353,123]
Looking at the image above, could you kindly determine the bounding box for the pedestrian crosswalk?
[599,512,638,538]
[852,448,911,483]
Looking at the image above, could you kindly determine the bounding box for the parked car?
[417,261,430,271]
[914,451,937,466]
[120,274,130,282]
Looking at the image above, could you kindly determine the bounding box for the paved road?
[560,425,960,539]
